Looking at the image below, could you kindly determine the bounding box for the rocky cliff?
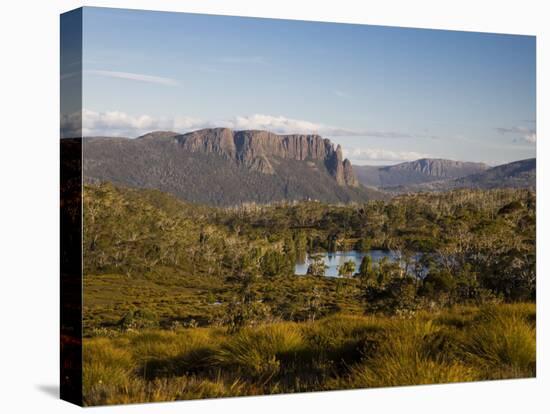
[175,128,358,186]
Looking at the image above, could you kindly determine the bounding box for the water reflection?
[294,250,420,278]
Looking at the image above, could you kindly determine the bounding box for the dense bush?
[83,185,536,333]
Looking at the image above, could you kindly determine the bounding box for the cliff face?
[175,128,359,186]
[343,158,358,187]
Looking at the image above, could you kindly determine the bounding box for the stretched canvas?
[61,6,536,406]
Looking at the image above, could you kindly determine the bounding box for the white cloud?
[523,133,537,144]
[76,110,361,137]
[218,115,438,139]
[221,114,339,135]
[74,109,209,137]
[342,147,432,163]
[496,125,536,144]
[72,109,438,141]
[86,70,179,86]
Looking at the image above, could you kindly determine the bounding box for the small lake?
[294,250,417,278]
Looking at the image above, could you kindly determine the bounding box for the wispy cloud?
[342,147,432,163]
[496,125,536,144]
[496,126,534,134]
[86,70,180,86]
[355,130,440,139]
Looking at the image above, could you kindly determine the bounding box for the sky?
[78,7,536,165]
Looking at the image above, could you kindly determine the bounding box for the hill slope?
[83,128,384,206]
[440,158,536,190]
[389,158,536,192]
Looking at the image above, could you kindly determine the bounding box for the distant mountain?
[435,158,535,190]
[387,158,536,192]
[83,128,385,206]
[355,158,489,188]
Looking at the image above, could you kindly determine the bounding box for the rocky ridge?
[174,128,358,186]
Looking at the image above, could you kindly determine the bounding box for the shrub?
[366,276,419,314]
[117,309,159,331]
[419,270,456,302]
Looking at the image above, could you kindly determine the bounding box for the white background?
[0,0,547,412]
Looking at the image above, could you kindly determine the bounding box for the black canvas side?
[60,7,83,407]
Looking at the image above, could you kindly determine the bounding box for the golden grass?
[213,324,303,380]
[83,303,536,406]
[462,304,536,379]
[343,320,476,388]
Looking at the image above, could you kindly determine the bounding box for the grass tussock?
[462,304,536,379]
[343,320,475,388]
[213,324,304,380]
[83,303,535,405]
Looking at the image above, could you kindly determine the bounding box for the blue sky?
[79,7,536,165]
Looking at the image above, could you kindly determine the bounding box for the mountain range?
[83,128,382,206]
[395,158,536,192]
[354,159,489,188]
[82,128,535,205]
